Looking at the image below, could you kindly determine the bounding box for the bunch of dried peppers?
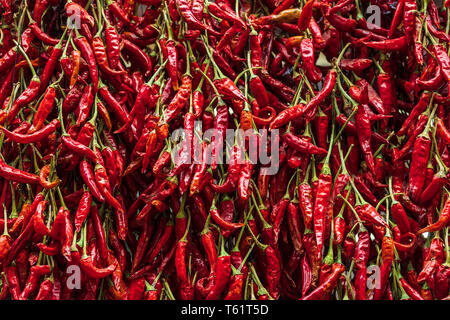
[0,0,448,300]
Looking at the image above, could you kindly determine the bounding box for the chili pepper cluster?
[0,0,449,301]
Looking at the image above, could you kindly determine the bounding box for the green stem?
[14,40,38,78]
[338,193,363,226]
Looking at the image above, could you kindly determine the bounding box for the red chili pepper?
[0,40,18,73]
[201,215,218,275]
[417,236,444,283]
[177,0,220,36]
[164,75,192,123]
[32,200,48,237]
[98,82,131,125]
[131,214,152,273]
[283,132,328,156]
[104,24,121,70]
[0,119,59,144]
[74,36,98,92]
[313,161,332,260]
[297,0,314,33]
[92,36,125,79]
[301,263,345,300]
[80,252,116,278]
[364,36,408,51]
[164,40,179,90]
[19,265,51,300]
[408,117,434,202]
[29,23,58,45]
[399,278,424,300]
[300,38,322,83]
[388,0,404,37]
[5,264,20,299]
[62,135,99,164]
[354,105,376,174]
[0,157,39,184]
[434,44,450,94]
[286,201,304,253]
[94,164,123,214]
[354,227,370,270]
[107,0,131,24]
[7,72,40,124]
[210,201,244,232]
[206,237,231,300]
[417,197,450,234]
[79,160,104,202]
[237,160,253,202]
[214,77,247,102]
[65,1,94,27]
[210,144,241,194]
[298,167,314,231]
[30,86,56,133]
[403,0,416,46]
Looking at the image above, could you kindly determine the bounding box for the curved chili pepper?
[206,238,231,300]
[62,136,99,164]
[94,164,123,213]
[164,75,192,123]
[399,278,424,300]
[393,232,417,252]
[92,36,125,79]
[79,160,104,202]
[408,132,431,202]
[283,132,328,156]
[176,0,220,36]
[7,73,40,123]
[301,263,345,300]
[37,241,61,256]
[417,198,450,234]
[356,203,388,228]
[29,23,58,45]
[364,36,408,51]
[79,254,116,278]
[74,36,98,92]
[35,279,54,300]
[19,265,51,300]
[73,191,91,235]
[107,0,131,24]
[99,84,132,126]
[398,92,430,136]
[147,219,174,265]
[0,158,39,184]
[210,144,241,194]
[313,169,332,260]
[0,119,59,144]
[355,105,375,174]
[121,39,153,77]
[105,25,121,70]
